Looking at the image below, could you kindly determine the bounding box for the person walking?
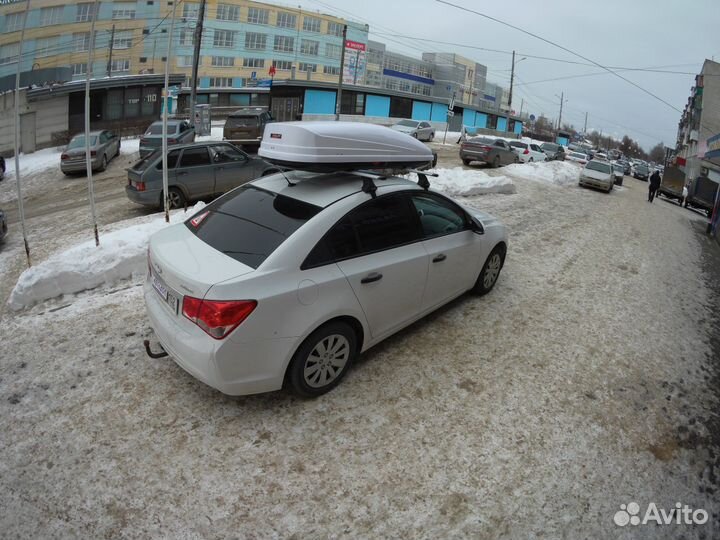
[648,169,661,202]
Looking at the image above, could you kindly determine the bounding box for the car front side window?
[179,147,211,167]
[211,144,247,163]
[410,193,468,238]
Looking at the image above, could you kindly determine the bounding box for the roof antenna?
[278,168,296,186]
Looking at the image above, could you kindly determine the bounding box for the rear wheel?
[492,156,500,168]
[462,158,472,166]
[473,245,506,295]
[288,322,358,397]
[529,157,534,163]
[98,154,108,172]
[166,187,186,209]
[428,132,435,142]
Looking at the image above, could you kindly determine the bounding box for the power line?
[435,0,683,113]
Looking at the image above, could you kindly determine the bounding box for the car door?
[530,144,546,161]
[419,122,431,140]
[328,194,429,339]
[210,144,255,195]
[106,131,119,158]
[176,146,215,199]
[495,140,514,164]
[409,192,481,310]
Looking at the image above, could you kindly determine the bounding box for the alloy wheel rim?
[304,334,350,388]
[483,254,502,288]
[169,192,182,208]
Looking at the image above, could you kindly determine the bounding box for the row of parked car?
[458,136,567,168]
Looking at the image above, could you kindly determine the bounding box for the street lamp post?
[508,52,526,113]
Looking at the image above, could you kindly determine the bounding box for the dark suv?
[223,108,273,149]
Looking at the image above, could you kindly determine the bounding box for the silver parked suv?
[126,142,277,209]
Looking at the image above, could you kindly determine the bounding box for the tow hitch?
[144,339,168,359]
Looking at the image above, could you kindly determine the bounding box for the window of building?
[213,29,236,48]
[323,65,340,75]
[216,3,239,21]
[178,29,193,46]
[273,35,294,53]
[244,32,266,50]
[340,92,364,115]
[76,3,95,22]
[247,7,269,24]
[389,96,412,118]
[303,16,321,33]
[177,56,195,67]
[35,37,57,58]
[209,77,232,87]
[243,58,264,68]
[73,32,90,52]
[111,59,130,73]
[327,21,343,37]
[325,43,341,59]
[276,11,296,28]
[0,43,19,65]
[112,2,136,20]
[272,60,292,70]
[139,57,147,63]
[40,6,63,26]
[183,2,199,20]
[113,30,133,49]
[71,62,87,76]
[212,56,234,67]
[298,62,317,72]
[4,12,25,32]
[300,39,319,56]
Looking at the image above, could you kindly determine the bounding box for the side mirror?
[469,215,484,234]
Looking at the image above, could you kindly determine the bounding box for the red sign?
[268,65,276,77]
[345,40,366,51]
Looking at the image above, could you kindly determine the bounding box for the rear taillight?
[61,153,68,160]
[480,146,492,151]
[182,297,257,339]
[135,182,146,192]
[523,149,529,154]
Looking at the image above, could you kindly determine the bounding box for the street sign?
[447,111,455,117]
[529,114,536,121]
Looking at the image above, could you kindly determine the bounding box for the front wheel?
[428,132,435,142]
[462,158,472,166]
[287,322,358,397]
[473,245,506,295]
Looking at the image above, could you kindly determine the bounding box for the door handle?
[360,272,383,284]
[433,254,447,263]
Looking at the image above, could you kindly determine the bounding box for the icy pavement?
[0,165,718,538]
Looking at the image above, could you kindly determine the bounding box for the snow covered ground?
[0,143,718,539]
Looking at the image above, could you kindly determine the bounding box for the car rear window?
[509,141,527,148]
[226,116,258,128]
[185,185,322,269]
[68,136,97,149]
[146,124,178,135]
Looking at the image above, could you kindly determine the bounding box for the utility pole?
[14,0,31,267]
[189,0,206,128]
[519,98,524,118]
[162,0,178,223]
[557,91,564,130]
[335,24,347,121]
[583,111,588,134]
[84,0,100,247]
[106,24,115,78]
[508,50,515,112]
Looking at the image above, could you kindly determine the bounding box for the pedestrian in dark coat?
[648,170,661,202]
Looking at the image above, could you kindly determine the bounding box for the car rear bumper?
[460,149,490,162]
[61,158,101,172]
[125,185,161,206]
[144,278,294,396]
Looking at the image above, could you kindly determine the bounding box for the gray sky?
[302,0,720,150]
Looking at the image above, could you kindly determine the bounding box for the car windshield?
[146,124,177,135]
[396,120,418,127]
[636,164,649,172]
[68,136,98,149]
[226,116,259,127]
[185,185,322,269]
[586,161,612,173]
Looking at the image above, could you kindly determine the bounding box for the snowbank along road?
[0,143,718,539]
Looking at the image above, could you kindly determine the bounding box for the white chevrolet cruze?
[144,123,508,397]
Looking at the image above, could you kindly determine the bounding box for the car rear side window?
[304,195,420,268]
[153,149,180,170]
[186,186,321,269]
[180,147,211,167]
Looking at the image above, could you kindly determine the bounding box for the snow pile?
[430,167,516,196]
[8,203,205,311]
[503,160,581,186]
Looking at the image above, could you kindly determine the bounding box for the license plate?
[152,274,179,314]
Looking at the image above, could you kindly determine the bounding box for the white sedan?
[145,171,508,397]
[579,159,614,193]
[566,151,589,165]
[390,120,435,141]
[509,141,547,163]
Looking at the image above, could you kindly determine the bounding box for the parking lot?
[0,140,718,538]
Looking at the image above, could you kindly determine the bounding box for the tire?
[492,156,500,168]
[514,156,520,164]
[411,132,418,139]
[166,187,186,209]
[287,321,358,397]
[99,154,108,172]
[473,245,506,295]
[529,157,534,163]
[462,158,472,166]
[428,132,435,142]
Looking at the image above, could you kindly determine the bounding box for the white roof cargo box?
[258,121,434,172]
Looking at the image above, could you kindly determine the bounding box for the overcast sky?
[303,0,720,150]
